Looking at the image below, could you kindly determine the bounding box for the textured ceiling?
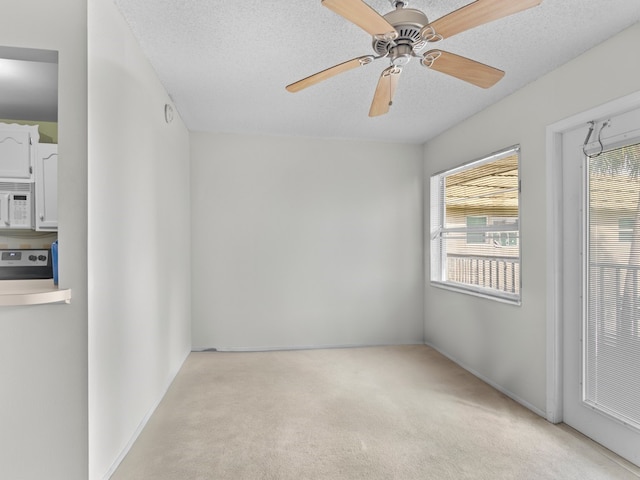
[113,0,640,144]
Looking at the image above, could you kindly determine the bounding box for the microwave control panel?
[10,194,30,226]
[0,185,34,229]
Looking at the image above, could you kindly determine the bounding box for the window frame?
[430,145,521,305]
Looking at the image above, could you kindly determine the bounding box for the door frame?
[545,90,640,423]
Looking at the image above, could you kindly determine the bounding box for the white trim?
[545,127,564,423]
[545,89,640,425]
[191,342,424,353]
[548,91,640,133]
[424,341,546,418]
[430,280,521,305]
[420,148,427,344]
[430,144,520,177]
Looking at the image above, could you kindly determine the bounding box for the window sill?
[430,280,521,306]
[0,279,71,306]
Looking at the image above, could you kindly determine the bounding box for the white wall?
[423,22,640,414]
[88,0,191,478]
[0,2,88,479]
[191,133,424,350]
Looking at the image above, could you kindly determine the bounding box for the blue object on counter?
[51,240,58,285]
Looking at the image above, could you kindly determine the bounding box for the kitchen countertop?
[0,279,71,306]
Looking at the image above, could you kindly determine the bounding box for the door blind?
[585,140,640,430]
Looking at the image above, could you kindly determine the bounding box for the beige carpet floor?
[111,345,640,479]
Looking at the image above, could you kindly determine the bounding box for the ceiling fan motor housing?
[372,8,429,57]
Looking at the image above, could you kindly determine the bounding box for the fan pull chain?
[388,66,401,107]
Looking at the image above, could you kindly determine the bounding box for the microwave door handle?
[0,194,9,226]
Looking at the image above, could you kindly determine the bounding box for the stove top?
[0,249,53,280]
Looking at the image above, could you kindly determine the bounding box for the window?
[466,216,487,244]
[618,217,634,242]
[492,218,519,246]
[430,145,521,303]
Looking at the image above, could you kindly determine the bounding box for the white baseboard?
[102,348,191,480]
[191,341,424,353]
[423,341,547,418]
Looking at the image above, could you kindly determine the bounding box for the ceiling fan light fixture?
[372,8,429,56]
[390,44,413,66]
[288,0,542,116]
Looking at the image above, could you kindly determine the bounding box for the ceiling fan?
[286,0,542,117]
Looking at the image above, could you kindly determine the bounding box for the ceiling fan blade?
[421,0,542,42]
[369,66,402,117]
[322,0,398,40]
[286,55,375,93]
[422,50,504,88]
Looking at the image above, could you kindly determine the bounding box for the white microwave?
[0,182,34,229]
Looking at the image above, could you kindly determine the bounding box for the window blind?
[585,141,640,430]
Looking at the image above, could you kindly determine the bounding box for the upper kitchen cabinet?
[35,143,57,231]
[35,143,58,231]
[0,123,39,181]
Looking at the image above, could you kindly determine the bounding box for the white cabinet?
[0,124,57,232]
[35,143,58,231]
[0,123,39,181]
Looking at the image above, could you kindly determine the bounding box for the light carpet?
[111,345,640,479]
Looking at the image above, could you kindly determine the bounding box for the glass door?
[562,105,640,467]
